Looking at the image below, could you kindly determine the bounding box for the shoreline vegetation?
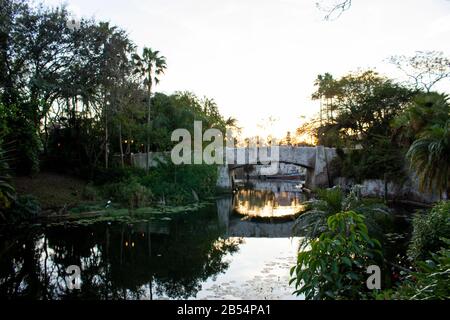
[5,167,430,224]
[7,170,218,227]
[4,170,432,228]
[0,0,448,301]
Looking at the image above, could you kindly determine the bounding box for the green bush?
[124,181,153,209]
[93,167,147,185]
[293,186,391,244]
[139,163,217,205]
[0,145,15,215]
[101,180,152,208]
[290,211,383,300]
[391,239,450,300]
[408,201,450,262]
[94,162,217,206]
[8,195,41,222]
[82,182,99,201]
[333,137,407,183]
[0,102,41,175]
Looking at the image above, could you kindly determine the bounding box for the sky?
[42,0,450,138]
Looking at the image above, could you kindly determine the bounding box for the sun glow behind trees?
[40,0,450,142]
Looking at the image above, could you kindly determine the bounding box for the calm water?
[0,180,308,300]
[0,180,413,300]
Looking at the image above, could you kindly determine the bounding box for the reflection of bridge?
[216,196,295,238]
[217,146,337,191]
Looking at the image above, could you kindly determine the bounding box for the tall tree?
[389,51,450,93]
[97,22,135,168]
[133,48,167,172]
[308,70,415,147]
[312,73,340,124]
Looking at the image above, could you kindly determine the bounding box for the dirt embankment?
[12,172,88,210]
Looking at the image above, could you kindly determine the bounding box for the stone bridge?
[129,146,337,191]
[217,146,337,191]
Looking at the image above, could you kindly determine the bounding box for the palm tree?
[406,121,450,199]
[393,93,449,144]
[224,117,236,127]
[312,73,339,124]
[293,186,390,248]
[133,48,167,172]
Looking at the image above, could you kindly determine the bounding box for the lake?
[0,180,413,300]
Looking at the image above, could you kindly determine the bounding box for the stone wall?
[131,152,169,169]
[216,166,234,192]
[334,176,441,204]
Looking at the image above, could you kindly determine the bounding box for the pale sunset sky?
[43,0,450,138]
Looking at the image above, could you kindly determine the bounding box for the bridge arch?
[229,160,313,171]
[216,146,337,191]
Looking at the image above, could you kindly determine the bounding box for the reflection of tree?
[153,237,242,299]
[0,208,242,300]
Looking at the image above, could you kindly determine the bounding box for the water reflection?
[0,209,241,300]
[233,180,307,218]
[0,181,307,300]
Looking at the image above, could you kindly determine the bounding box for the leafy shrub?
[8,195,41,222]
[293,186,391,243]
[139,163,217,205]
[392,239,450,300]
[0,103,41,175]
[408,201,450,262]
[82,182,99,201]
[290,211,383,300]
[101,180,152,208]
[94,162,217,206]
[0,145,15,214]
[124,181,153,209]
[93,167,147,185]
[333,137,407,183]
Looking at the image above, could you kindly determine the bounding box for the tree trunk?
[319,99,323,126]
[119,123,124,168]
[442,177,448,201]
[104,93,109,169]
[146,71,152,173]
[43,112,48,155]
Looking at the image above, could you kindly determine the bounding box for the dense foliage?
[391,239,450,300]
[300,69,450,196]
[290,211,383,300]
[0,144,15,216]
[299,71,416,183]
[292,198,450,300]
[97,162,217,207]
[309,71,416,148]
[293,186,391,244]
[396,94,450,195]
[0,0,229,176]
[407,201,450,262]
[0,0,229,217]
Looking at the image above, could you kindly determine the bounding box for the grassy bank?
[7,166,217,225]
